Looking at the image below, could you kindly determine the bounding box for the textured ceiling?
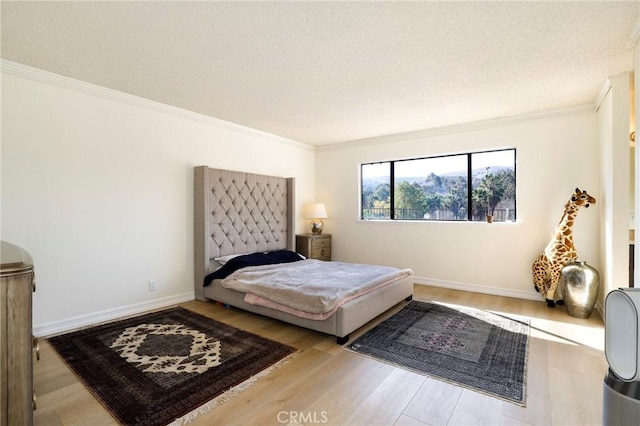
[1,2,638,145]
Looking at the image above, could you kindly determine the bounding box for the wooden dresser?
[296,233,331,261]
[0,241,36,426]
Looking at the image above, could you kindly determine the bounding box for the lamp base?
[310,219,324,235]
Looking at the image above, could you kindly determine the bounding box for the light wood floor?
[34,285,607,425]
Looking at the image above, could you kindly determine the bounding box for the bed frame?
[194,166,413,343]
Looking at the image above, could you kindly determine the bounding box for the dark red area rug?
[49,307,295,425]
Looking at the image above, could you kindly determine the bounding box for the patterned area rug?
[347,301,529,406]
[49,307,296,426]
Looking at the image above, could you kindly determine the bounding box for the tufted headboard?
[193,166,295,301]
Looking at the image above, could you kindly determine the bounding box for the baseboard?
[413,276,543,301]
[595,299,605,322]
[34,292,195,337]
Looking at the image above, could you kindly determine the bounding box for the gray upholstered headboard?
[194,166,295,301]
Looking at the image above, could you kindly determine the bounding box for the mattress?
[211,256,413,319]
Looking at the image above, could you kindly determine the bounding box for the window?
[360,149,516,222]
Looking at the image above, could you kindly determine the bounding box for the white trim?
[356,218,522,226]
[631,17,640,47]
[34,292,195,337]
[413,275,542,302]
[595,77,612,111]
[317,103,595,151]
[595,299,605,323]
[0,59,313,152]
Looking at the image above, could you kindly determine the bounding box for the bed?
[193,166,414,343]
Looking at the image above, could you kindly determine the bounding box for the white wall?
[1,63,315,335]
[316,109,600,300]
[597,73,631,306]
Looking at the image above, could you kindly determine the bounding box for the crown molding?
[631,17,640,47]
[595,77,612,111]
[0,59,601,153]
[317,103,595,151]
[0,60,314,152]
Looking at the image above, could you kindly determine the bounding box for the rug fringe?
[167,352,297,425]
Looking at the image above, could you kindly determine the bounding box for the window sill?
[356,219,522,225]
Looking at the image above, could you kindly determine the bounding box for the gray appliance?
[603,288,640,425]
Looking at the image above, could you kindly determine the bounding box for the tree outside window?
[361,149,516,222]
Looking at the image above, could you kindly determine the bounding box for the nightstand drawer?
[296,234,332,261]
[311,246,331,259]
[312,238,330,249]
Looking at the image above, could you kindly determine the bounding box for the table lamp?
[306,203,328,235]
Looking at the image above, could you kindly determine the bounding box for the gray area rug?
[348,301,529,406]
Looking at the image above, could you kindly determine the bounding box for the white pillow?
[209,259,223,273]
[214,253,250,265]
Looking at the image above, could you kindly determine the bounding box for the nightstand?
[296,234,331,261]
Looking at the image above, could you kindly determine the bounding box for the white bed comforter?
[220,259,413,315]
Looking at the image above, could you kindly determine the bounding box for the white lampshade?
[306,203,328,219]
[306,203,328,234]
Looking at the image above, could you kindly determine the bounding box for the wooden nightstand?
[296,234,331,261]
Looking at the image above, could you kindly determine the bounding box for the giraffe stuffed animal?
[532,188,596,308]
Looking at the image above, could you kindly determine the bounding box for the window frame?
[360,148,516,222]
